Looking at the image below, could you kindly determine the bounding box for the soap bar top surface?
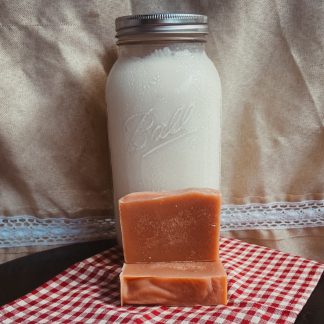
[119,188,221,263]
[120,260,227,306]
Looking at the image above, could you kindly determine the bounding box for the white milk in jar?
[106,14,222,242]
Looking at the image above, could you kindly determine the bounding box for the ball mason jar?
[106,14,222,243]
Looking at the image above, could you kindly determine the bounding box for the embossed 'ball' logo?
[124,105,195,157]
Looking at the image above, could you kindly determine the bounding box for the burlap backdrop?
[0,0,323,263]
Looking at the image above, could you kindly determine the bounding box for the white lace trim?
[1,200,324,247]
[0,215,116,248]
[221,200,324,231]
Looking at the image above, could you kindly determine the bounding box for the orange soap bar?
[119,188,221,263]
[120,260,227,306]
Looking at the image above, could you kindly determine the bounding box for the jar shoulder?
[107,53,220,83]
[106,50,221,104]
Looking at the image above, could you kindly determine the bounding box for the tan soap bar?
[120,260,227,306]
[119,188,221,263]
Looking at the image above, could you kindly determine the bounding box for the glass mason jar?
[106,14,222,243]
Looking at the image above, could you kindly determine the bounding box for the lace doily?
[1,200,324,248]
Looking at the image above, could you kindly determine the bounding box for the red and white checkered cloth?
[0,237,323,323]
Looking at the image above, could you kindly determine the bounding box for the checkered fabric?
[0,237,323,323]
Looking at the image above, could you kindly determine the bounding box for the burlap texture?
[0,0,323,262]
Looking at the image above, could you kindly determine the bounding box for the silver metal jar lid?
[115,13,208,45]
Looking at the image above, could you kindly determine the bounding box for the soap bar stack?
[119,189,227,306]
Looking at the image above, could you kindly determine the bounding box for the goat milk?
[106,15,222,242]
